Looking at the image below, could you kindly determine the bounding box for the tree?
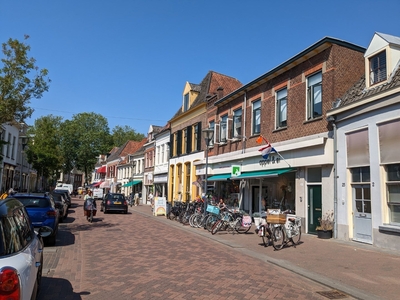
[25,115,63,190]
[111,125,145,147]
[68,112,112,184]
[0,36,50,125]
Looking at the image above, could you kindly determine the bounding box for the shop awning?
[100,181,110,188]
[96,166,106,173]
[121,180,141,188]
[92,181,102,187]
[233,168,294,179]
[207,174,231,181]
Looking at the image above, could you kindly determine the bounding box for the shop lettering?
[259,155,280,166]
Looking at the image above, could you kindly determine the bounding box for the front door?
[352,184,372,243]
[307,185,322,233]
[252,186,260,215]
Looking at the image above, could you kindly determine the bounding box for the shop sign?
[259,155,281,166]
[231,165,241,177]
[154,197,166,216]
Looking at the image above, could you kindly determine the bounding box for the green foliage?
[0,36,50,124]
[68,112,112,182]
[25,115,63,182]
[111,125,145,147]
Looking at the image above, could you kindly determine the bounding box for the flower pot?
[317,229,332,239]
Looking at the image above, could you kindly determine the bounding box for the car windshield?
[13,197,50,208]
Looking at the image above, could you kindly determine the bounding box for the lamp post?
[202,128,214,216]
[19,135,29,192]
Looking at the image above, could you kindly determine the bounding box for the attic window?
[369,50,387,86]
[183,93,189,112]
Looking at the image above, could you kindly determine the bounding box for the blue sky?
[1,0,400,135]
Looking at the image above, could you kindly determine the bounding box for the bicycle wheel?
[189,214,196,227]
[211,220,222,235]
[291,228,302,245]
[272,225,285,250]
[234,217,252,234]
[206,215,218,232]
[260,225,269,247]
[89,210,93,223]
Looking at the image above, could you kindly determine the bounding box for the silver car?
[0,198,52,300]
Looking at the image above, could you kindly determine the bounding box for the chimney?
[217,86,224,99]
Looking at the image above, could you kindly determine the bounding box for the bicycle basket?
[206,205,220,215]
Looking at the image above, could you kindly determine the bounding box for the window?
[233,109,242,138]
[351,166,370,183]
[6,133,11,157]
[209,121,215,147]
[183,128,187,154]
[351,167,371,215]
[370,51,387,85]
[11,136,16,159]
[183,93,189,112]
[220,115,228,143]
[193,123,201,151]
[276,88,287,128]
[252,100,261,134]
[386,164,400,224]
[176,130,182,156]
[307,72,322,120]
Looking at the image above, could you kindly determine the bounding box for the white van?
[92,188,104,200]
[55,183,73,195]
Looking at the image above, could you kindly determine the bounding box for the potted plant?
[316,211,334,239]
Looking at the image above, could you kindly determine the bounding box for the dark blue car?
[8,193,59,246]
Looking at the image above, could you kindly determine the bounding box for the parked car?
[52,189,71,207]
[50,192,69,222]
[101,193,128,214]
[0,197,53,299]
[8,193,59,246]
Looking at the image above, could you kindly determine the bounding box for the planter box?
[317,230,332,239]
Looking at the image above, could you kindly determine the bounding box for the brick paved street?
[38,197,400,300]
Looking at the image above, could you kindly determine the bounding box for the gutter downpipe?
[333,121,338,239]
[242,92,247,153]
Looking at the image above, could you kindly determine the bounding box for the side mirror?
[36,226,53,238]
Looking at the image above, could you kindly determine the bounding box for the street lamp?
[19,135,29,192]
[202,128,214,216]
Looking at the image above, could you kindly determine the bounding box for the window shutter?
[346,129,370,168]
[187,126,192,153]
[197,122,202,151]
[169,135,174,158]
[177,130,182,156]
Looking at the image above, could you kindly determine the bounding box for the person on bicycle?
[218,198,227,211]
[84,190,96,209]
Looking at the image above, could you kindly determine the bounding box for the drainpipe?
[327,115,338,239]
[242,92,247,153]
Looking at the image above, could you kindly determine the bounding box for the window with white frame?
[276,88,287,128]
[220,115,227,143]
[209,121,215,147]
[307,72,322,120]
[161,145,164,163]
[183,93,189,112]
[233,108,242,138]
[386,164,400,224]
[156,146,160,164]
[252,100,261,135]
[369,51,387,86]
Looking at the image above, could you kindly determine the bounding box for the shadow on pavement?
[39,277,86,300]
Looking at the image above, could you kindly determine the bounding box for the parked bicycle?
[270,213,301,250]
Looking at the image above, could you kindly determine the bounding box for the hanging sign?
[231,165,241,177]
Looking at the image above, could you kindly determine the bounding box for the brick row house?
[195,37,365,235]
[168,71,242,203]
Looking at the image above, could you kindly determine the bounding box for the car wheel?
[46,234,56,246]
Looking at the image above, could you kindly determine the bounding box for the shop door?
[307,185,322,233]
[252,186,260,214]
[352,184,372,244]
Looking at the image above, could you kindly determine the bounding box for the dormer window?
[183,93,189,112]
[369,50,387,86]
